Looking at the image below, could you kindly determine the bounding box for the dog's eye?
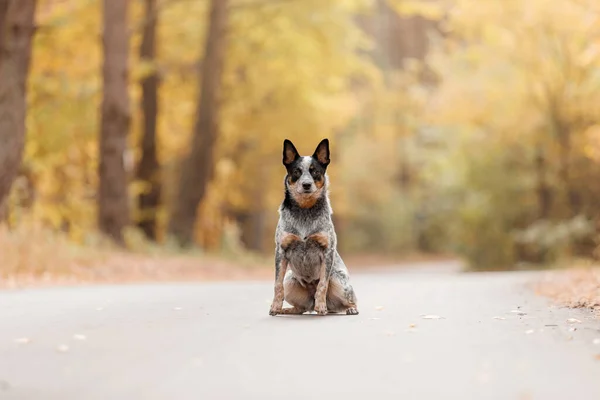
[291,169,301,179]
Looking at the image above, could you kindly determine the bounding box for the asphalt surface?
[1,264,599,400]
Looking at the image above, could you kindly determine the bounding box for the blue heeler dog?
[269,138,359,316]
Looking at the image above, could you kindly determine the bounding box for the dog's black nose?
[302,183,312,190]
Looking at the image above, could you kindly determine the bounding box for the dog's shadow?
[270,312,355,320]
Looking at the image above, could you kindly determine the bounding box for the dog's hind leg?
[326,269,359,315]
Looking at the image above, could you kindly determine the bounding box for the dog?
[269,138,359,316]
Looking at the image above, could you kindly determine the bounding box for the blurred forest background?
[1,0,600,280]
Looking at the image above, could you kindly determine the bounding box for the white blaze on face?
[301,156,312,170]
[296,156,314,193]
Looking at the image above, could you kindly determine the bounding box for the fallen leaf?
[566,318,582,324]
[476,371,491,384]
[375,306,384,311]
[408,323,417,328]
[191,357,203,367]
[422,315,443,320]
[56,345,69,353]
[73,334,86,341]
[14,338,31,344]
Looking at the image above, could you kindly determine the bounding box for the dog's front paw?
[269,304,282,316]
[314,303,328,316]
[346,307,359,315]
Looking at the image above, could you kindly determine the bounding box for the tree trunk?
[0,0,37,209]
[0,1,10,58]
[167,0,229,246]
[535,144,551,220]
[99,0,131,244]
[534,142,551,263]
[136,0,161,240]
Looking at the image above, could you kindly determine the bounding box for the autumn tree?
[137,0,161,240]
[0,0,37,218]
[167,0,229,246]
[99,0,131,243]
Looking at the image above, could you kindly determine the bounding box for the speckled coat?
[269,139,358,316]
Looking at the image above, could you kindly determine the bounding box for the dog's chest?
[280,216,326,282]
[287,243,321,281]
[285,215,321,239]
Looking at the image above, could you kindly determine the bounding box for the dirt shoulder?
[0,247,458,290]
[535,267,600,315]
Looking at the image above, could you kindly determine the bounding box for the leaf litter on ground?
[56,344,69,353]
[421,315,444,320]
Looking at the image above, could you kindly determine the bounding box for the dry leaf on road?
[56,345,69,353]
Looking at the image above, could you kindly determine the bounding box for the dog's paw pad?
[346,308,359,315]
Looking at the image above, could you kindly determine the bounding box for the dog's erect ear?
[312,138,330,167]
[283,139,300,166]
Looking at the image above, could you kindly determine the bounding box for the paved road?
[1,266,599,400]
